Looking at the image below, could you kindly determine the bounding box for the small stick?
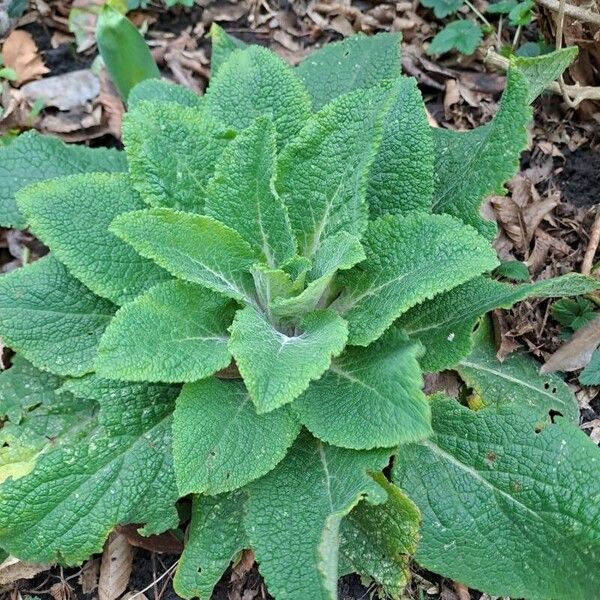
[582,209,600,276]
[535,0,600,25]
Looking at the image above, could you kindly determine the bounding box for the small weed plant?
[0,27,598,600]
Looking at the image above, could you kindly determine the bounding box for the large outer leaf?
[296,32,401,110]
[335,214,498,346]
[128,79,203,109]
[0,256,116,376]
[0,131,126,229]
[276,85,388,258]
[398,273,600,372]
[228,307,348,413]
[0,356,95,484]
[203,46,310,149]
[293,329,430,449]
[123,101,231,213]
[95,280,235,383]
[173,378,300,495]
[209,23,248,75]
[367,77,434,218]
[393,396,600,600]
[174,491,248,599]
[457,317,579,422]
[0,380,180,564]
[111,208,257,303]
[205,117,296,268]
[245,431,390,600]
[18,173,170,305]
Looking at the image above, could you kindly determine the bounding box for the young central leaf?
[205,117,296,268]
[292,329,431,450]
[95,280,235,383]
[111,208,257,303]
[172,378,300,495]
[335,213,499,346]
[228,307,348,412]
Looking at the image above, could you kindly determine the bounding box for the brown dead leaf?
[423,371,461,397]
[99,70,124,139]
[50,580,74,600]
[540,314,600,374]
[79,557,100,594]
[117,524,184,554]
[2,30,49,86]
[0,555,52,585]
[98,532,134,600]
[581,419,600,443]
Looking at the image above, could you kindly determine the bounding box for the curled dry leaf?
[98,532,134,600]
[541,314,600,374]
[2,29,49,86]
[0,554,52,585]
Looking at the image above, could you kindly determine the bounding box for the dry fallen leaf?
[0,555,52,585]
[98,531,134,600]
[2,29,49,86]
[540,314,600,374]
[79,557,101,594]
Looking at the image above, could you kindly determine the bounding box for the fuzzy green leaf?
[296,32,401,110]
[421,0,464,18]
[123,101,232,212]
[17,173,170,305]
[0,257,116,376]
[393,397,600,600]
[0,131,126,229]
[335,214,498,346]
[427,20,482,56]
[128,79,203,109]
[174,491,248,599]
[204,46,311,149]
[276,86,389,258]
[580,348,600,385]
[111,208,257,302]
[293,329,430,449]
[457,318,579,422]
[229,307,348,412]
[173,378,300,495]
[551,296,597,331]
[209,23,248,75]
[205,117,296,267]
[339,473,420,598]
[398,273,600,372]
[0,356,95,484]
[96,280,235,383]
[251,264,298,309]
[0,380,180,564]
[245,432,390,600]
[368,77,434,218]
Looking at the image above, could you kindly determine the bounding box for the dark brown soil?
[559,148,600,207]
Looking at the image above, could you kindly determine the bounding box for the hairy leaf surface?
[0,131,126,229]
[173,378,300,495]
[335,214,498,346]
[245,432,390,600]
[209,23,248,75]
[18,173,170,305]
[128,79,203,109]
[96,280,235,382]
[393,397,600,600]
[293,330,430,449]
[0,257,116,376]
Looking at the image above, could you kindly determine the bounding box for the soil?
[559,147,600,207]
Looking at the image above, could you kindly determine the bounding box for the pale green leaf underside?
[245,431,390,600]
[276,85,387,258]
[293,329,430,450]
[335,213,498,346]
[173,378,300,495]
[398,272,600,372]
[580,348,600,385]
[368,77,434,218]
[251,264,298,309]
[0,130,126,229]
[205,116,296,267]
[111,208,257,302]
[457,317,579,422]
[296,32,401,110]
[339,473,420,598]
[17,173,170,305]
[204,46,311,150]
[96,280,235,383]
[393,397,600,600]
[0,256,116,376]
[174,490,248,599]
[0,380,180,564]
[128,78,203,109]
[123,101,231,213]
[229,307,348,412]
[0,356,95,484]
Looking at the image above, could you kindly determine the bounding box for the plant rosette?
[0,26,598,600]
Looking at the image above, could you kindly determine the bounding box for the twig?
[126,562,178,600]
[555,0,580,107]
[465,0,492,27]
[534,0,600,25]
[582,210,600,276]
